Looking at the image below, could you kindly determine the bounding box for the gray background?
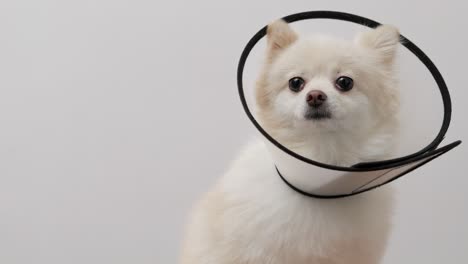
[0,1,466,263]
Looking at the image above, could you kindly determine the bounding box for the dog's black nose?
[306,90,327,107]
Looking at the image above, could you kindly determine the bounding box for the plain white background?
[0,1,466,263]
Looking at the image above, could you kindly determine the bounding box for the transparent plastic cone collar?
[237,11,462,198]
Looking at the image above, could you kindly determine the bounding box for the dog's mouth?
[304,107,332,120]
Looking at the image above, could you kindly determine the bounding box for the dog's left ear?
[356,25,400,64]
[266,19,298,61]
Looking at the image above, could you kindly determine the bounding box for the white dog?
[180,20,401,264]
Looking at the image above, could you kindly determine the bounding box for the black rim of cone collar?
[237,10,453,172]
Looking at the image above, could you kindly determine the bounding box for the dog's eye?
[335,76,354,92]
[288,77,305,92]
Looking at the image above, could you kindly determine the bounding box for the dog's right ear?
[266,20,298,60]
[355,25,400,65]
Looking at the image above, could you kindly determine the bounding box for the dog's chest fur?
[181,140,394,264]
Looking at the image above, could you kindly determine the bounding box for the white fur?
[180,21,400,263]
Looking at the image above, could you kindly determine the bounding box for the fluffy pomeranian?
[180,20,401,264]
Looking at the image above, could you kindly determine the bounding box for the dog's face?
[256,20,400,140]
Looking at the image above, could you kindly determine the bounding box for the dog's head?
[256,20,400,146]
